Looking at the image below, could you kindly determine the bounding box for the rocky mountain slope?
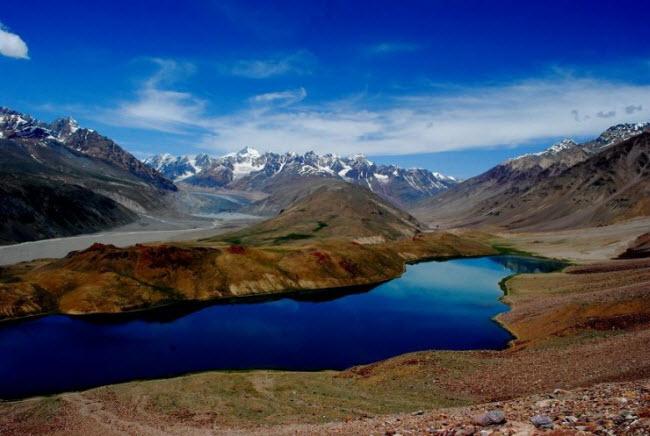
[491,132,650,230]
[0,108,176,243]
[145,147,456,207]
[413,122,650,229]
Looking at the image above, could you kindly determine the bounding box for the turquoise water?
[0,255,563,399]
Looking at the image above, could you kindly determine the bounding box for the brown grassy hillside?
[215,180,423,245]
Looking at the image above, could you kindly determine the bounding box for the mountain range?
[3,105,650,244]
[145,148,457,208]
[412,122,650,230]
[0,108,176,243]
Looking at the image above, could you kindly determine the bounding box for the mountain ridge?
[145,147,457,208]
[0,107,177,244]
[412,122,650,230]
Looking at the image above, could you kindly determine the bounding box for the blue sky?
[2,0,650,178]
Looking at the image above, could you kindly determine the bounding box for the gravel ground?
[248,379,650,435]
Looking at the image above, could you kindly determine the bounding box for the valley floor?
[492,217,650,263]
[0,213,261,266]
[1,222,649,434]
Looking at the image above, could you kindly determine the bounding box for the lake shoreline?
[0,232,498,321]
[0,255,531,399]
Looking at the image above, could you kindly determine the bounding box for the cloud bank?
[96,62,650,156]
[0,24,29,59]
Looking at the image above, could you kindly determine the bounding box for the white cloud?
[0,24,29,59]
[98,59,208,133]
[111,88,208,133]
[95,64,650,156]
[226,51,313,78]
[251,87,307,106]
[198,77,650,155]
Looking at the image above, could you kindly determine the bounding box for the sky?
[2,0,650,178]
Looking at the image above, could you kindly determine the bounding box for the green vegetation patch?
[313,221,328,232]
[491,243,535,257]
[272,233,313,243]
[221,236,242,245]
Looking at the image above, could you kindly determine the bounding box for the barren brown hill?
[216,180,423,245]
[0,108,177,244]
[0,231,493,321]
[410,139,591,229]
[495,132,650,230]
[414,132,650,231]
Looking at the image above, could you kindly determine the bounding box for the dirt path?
[61,392,165,436]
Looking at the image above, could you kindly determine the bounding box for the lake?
[0,255,564,399]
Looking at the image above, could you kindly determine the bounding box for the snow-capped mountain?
[0,107,175,191]
[506,138,588,174]
[506,122,650,174]
[0,107,179,243]
[584,122,650,151]
[413,120,650,229]
[145,147,457,206]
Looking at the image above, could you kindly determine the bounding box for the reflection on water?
[491,255,567,274]
[0,255,563,399]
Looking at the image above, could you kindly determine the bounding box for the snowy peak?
[587,122,650,151]
[236,146,261,158]
[547,138,578,154]
[0,107,51,140]
[504,122,650,166]
[506,121,650,173]
[0,107,176,191]
[509,138,578,163]
[49,117,80,141]
[145,149,458,205]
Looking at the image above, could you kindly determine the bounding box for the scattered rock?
[486,410,506,425]
[530,414,553,429]
[472,413,492,426]
[472,410,506,426]
[454,426,476,436]
[535,399,554,408]
[552,388,572,399]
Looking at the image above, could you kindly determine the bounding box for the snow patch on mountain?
[145,147,458,205]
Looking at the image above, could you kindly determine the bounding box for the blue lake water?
[0,255,564,399]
